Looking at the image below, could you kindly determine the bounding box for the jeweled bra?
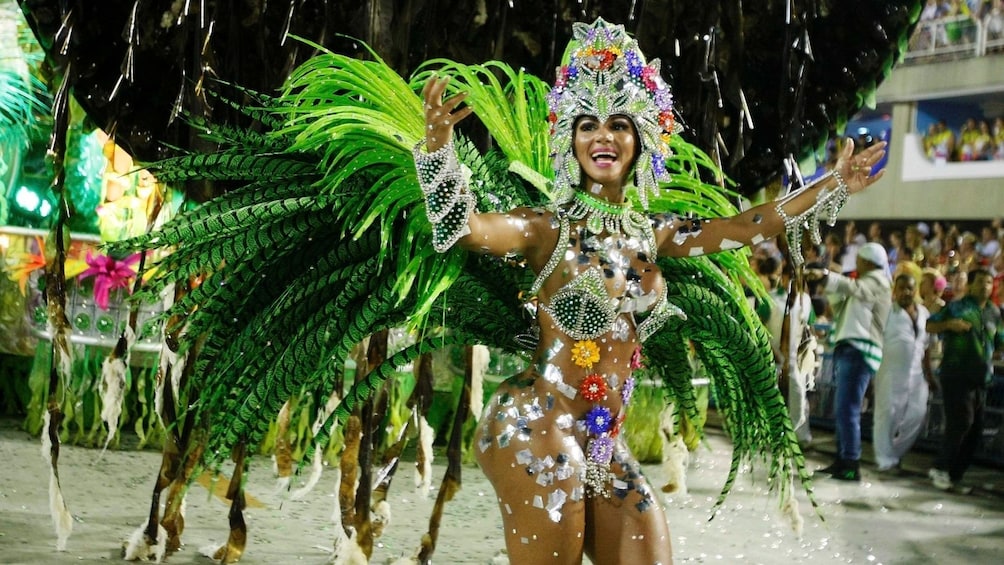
[531,196,685,342]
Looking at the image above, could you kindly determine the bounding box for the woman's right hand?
[422,75,474,152]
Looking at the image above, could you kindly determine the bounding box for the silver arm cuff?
[775,171,849,266]
[413,141,474,252]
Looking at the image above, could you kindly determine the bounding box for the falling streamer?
[41,410,73,550]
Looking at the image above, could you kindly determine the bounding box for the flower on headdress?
[579,374,608,402]
[658,111,675,131]
[571,339,600,369]
[546,18,676,209]
[641,65,659,91]
[625,50,643,76]
[584,405,613,435]
[555,66,569,88]
[588,436,615,465]
[629,346,644,370]
[77,251,142,310]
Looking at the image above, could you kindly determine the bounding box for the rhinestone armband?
[413,141,475,252]
[775,171,850,266]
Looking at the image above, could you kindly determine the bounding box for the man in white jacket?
[873,272,933,473]
[808,242,892,481]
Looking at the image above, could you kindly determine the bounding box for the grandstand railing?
[904,14,1004,62]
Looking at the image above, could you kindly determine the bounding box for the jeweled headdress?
[547,18,678,209]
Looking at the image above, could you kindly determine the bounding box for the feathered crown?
[547,18,678,209]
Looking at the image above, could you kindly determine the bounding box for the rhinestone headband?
[547,18,678,209]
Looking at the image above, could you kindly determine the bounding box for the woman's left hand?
[834,137,887,194]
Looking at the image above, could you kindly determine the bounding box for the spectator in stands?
[921,0,946,21]
[807,243,892,481]
[986,0,1004,43]
[944,0,975,44]
[970,0,992,18]
[958,117,980,160]
[841,220,868,274]
[762,257,817,447]
[868,221,885,245]
[926,269,1004,492]
[927,221,945,262]
[823,231,845,273]
[888,230,907,268]
[938,224,962,275]
[920,267,948,379]
[753,253,782,327]
[913,0,943,49]
[993,117,1004,159]
[874,271,934,473]
[991,252,1004,306]
[927,120,955,163]
[905,223,928,266]
[921,268,949,315]
[958,231,980,272]
[974,120,994,160]
[977,225,1001,263]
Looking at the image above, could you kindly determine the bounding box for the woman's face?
[573,114,638,189]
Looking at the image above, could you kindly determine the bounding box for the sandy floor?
[1,417,1002,565]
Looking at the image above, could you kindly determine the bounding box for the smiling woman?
[573,115,638,188]
[413,17,887,564]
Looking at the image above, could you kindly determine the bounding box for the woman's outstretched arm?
[656,139,887,261]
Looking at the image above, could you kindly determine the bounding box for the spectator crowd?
[746,216,1004,493]
[923,116,1004,162]
[912,0,1004,51]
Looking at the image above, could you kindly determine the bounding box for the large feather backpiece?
[108,39,803,511]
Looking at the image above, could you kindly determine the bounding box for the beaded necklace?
[566,191,657,252]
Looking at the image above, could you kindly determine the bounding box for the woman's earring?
[568,160,581,188]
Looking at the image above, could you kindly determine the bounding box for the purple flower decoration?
[621,376,637,405]
[655,89,674,110]
[651,153,668,176]
[589,436,615,465]
[625,50,643,75]
[584,405,613,435]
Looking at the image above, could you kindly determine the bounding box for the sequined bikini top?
[530,209,685,343]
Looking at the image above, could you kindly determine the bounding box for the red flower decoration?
[579,374,608,402]
[610,414,625,438]
[658,111,675,131]
[599,51,616,69]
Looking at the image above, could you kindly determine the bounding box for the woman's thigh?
[475,380,589,564]
[583,440,673,565]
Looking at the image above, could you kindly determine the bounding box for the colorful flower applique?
[571,339,600,368]
[630,345,644,370]
[579,374,608,402]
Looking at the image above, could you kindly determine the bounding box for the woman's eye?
[579,122,598,132]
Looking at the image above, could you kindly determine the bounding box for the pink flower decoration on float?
[77,251,142,310]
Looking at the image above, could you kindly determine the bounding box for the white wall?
[841,100,1004,220]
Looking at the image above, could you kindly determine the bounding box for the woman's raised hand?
[422,75,474,152]
[834,137,888,194]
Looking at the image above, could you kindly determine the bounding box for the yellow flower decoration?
[571,340,601,369]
